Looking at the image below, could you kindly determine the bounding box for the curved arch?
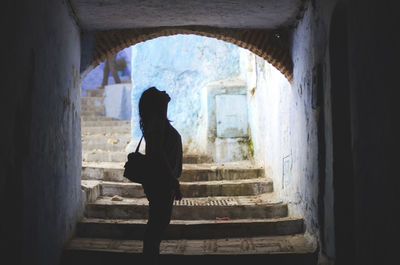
[89,26,293,82]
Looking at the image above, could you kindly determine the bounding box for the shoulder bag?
[123,136,148,184]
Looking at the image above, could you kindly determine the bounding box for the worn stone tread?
[82,120,131,127]
[85,194,288,220]
[100,178,272,187]
[82,144,129,152]
[82,125,131,129]
[82,134,132,141]
[98,178,273,197]
[81,132,131,136]
[82,160,263,170]
[85,89,104,97]
[81,180,279,202]
[80,217,301,225]
[77,217,305,239]
[65,234,317,255]
[82,160,265,182]
[81,96,104,102]
[82,126,131,134]
[81,170,266,184]
[83,190,283,206]
[81,116,116,121]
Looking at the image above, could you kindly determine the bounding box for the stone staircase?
[61,88,317,264]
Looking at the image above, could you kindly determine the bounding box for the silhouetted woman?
[139,87,183,265]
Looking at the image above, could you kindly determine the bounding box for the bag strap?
[135,135,144,153]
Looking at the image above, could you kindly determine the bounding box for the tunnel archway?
[81,26,294,82]
[77,23,316,263]
[80,33,292,165]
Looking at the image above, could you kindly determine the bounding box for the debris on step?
[111,195,123,201]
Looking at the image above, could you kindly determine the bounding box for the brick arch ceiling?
[92,26,293,82]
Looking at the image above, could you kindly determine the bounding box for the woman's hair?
[138,87,168,135]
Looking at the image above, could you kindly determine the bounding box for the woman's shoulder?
[168,122,181,138]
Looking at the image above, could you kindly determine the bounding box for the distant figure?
[139,87,183,265]
[99,53,121,88]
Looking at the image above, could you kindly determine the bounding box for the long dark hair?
[138,87,168,135]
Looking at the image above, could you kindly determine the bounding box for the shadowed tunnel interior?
[2,0,397,265]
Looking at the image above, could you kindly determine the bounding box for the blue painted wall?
[131,34,243,154]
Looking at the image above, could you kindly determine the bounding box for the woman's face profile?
[150,87,170,104]
[158,89,170,104]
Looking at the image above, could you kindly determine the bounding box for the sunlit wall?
[130,35,242,155]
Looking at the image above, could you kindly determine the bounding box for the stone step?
[81,96,104,106]
[82,161,264,182]
[82,134,132,142]
[85,194,285,220]
[85,89,105,97]
[81,116,115,121]
[81,180,102,204]
[82,135,131,152]
[82,151,128,163]
[183,154,213,164]
[82,133,131,138]
[81,117,116,122]
[99,178,272,198]
[81,110,106,117]
[82,142,128,152]
[82,125,131,134]
[62,235,318,265]
[77,217,305,240]
[82,148,214,162]
[81,105,105,112]
[82,120,131,127]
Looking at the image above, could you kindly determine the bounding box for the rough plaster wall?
[248,55,292,193]
[242,43,322,242]
[241,36,323,243]
[289,0,339,258]
[243,48,313,223]
[1,1,82,264]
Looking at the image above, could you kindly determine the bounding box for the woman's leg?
[143,190,174,264]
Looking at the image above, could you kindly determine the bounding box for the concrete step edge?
[76,217,305,239]
[64,234,317,255]
[88,193,283,206]
[82,122,131,126]
[82,161,264,170]
[85,195,288,220]
[81,216,303,225]
[82,133,131,136]
[82,125,131,128]
[82,163,265,182]
[98,179,273,197]
[100,178,272,186]
[81,96,104,100]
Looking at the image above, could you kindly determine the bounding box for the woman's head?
[139,87,170,133]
